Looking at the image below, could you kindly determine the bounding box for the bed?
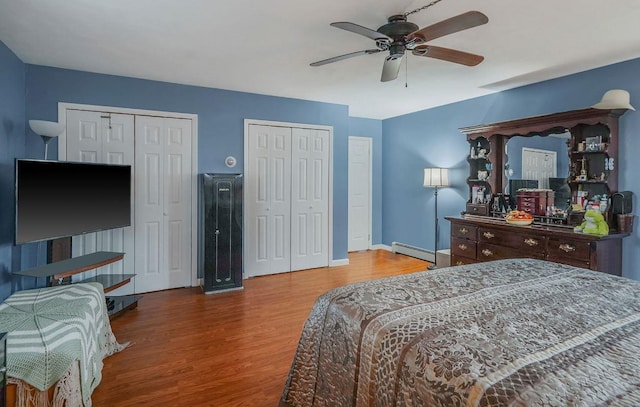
[280,258,640,406]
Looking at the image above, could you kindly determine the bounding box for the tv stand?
[14,251,140,318]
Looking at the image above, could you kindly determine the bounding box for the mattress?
[281,258,640,406]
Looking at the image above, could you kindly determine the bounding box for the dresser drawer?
[547,239,591,262]
[451,255,476,267]
[451,237,477,259]
[478,227,546,253]
[466,203,489,216]
[451,223,477,240]
[477,242,546,262]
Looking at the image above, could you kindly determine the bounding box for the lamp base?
[41,135,55,160]
[427,263,438,270]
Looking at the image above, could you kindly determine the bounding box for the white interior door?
[522,148,557,189]
[245,124,292,277]
[290,128,329,270]
[135,116,192,292]
[65,110,135,284]
[348,137,371,252]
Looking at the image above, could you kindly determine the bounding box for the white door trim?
[57,102,200,287]
[348,136,372,251]
[244,119,334,272]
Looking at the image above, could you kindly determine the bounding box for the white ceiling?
[2,0,640,119]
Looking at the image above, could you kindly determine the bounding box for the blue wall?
[25,64,351,263]
[0,42,41,301]
[382,57,640,280]
[348,117,383,245]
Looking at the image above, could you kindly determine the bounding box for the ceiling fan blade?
[381,55,403,82]
[412,45,484,66]
[407,11,488,44]
[330,22,392,42]
[310,49,381,67]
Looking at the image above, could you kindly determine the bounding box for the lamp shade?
[423,168,449,188]
[29,120,65,137]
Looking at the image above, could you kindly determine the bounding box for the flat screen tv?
[15,159,132,245]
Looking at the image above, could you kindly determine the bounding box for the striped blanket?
[0,283,125,406]
[281,259,640,406]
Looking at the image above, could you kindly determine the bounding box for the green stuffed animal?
[578,209,609,236]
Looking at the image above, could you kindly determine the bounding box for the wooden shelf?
[568,180,607,184]
[14,251,125,279]
[570,150,608,155]
[79,273,136,293]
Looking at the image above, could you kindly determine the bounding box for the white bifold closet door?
[290,128,330,270]
[135,116,193,293]
[65,110,135,284]
[246,124,329,278]
[65,109,193,293]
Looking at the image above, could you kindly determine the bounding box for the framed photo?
[585,136,602,151]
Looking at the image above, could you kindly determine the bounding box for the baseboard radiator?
[391,242,435,262]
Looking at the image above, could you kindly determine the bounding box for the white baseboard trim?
[202,286,244,295]
[330,258,350,267]
[371,244,392,251]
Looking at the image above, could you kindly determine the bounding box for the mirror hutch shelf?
[446,107,629,276]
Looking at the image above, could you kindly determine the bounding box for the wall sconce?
[29,120,65,160]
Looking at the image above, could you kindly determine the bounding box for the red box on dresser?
[516,189,554,216]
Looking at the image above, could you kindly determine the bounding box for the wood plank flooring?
[92,250,427,406]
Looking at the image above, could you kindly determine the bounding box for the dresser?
[446,216,626,276]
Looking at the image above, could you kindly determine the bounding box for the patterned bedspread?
[0,283,125,406]
[281,258,640,406]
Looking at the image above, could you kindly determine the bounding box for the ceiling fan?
[310,11,488,82]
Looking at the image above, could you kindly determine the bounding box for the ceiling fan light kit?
[311,10,489,82]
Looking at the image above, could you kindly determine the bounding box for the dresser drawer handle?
[459,227,469,234]
[559,243,576,253]
[483,231,495,239]
[458,243,468,251]
[481,249,493,257]
[524,238,539,246]
[456,261,464,266]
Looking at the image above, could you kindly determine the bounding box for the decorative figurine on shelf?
[577,157,588,181]
[575,208,609,236]
[477,148,487,158]
[477,170,488,180]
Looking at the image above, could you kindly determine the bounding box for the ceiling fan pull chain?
[404,0,445,17]
[405,56,409,88]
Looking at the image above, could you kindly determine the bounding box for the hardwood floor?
[92,250,428,406]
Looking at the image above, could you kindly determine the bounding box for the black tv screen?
[15,159,132,244]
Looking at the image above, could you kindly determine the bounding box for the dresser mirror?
[461,107,625,221]
[504,132,571,209]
